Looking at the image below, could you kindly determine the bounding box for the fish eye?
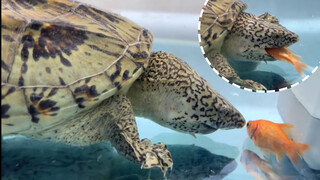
[247,122,249,127]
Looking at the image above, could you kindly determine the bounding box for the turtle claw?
[138,139,173,175]
[243,79,267,91]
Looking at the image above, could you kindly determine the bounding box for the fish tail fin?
[292,59,308,75]
[287,142,309,164]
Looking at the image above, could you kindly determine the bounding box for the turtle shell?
[199,0,247,54]
[1,0,153,135]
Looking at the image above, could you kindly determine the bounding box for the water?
[139,39,320,179]
[2,0,320,179]
[3,39,319,179]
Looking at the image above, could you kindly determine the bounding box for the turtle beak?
[218,104,246,129]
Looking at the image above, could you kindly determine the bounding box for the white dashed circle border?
[198,0,320,93]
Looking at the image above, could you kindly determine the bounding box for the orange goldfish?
[265,47,307,74]
[246,119,309,164]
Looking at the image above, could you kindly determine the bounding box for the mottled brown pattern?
[225,12,298,60]
[1,0,170,173]
[199,0,266,90]
[199,0,298,91]
[20,23,89,67]
[27,94,173,174]
[199,0,247,54]
[208,52,266,90]
[2,0,246,175]
[1,104,11,119]
[3,0,152,88]
[128,52,246,134]
[2,0,152,134]
[1,8,28,83]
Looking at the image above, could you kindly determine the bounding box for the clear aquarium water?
[2,0,320,180]
[3,39,319,180]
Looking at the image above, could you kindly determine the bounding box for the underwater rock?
[237,71,289,90]
[166,145,236,180]
[2,136,236,180]
[151,133,240,159]
[227,60,260,73]
[228,58,290,90]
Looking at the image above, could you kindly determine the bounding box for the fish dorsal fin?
[278,123,294,138]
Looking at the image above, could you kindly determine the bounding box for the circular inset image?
[198,0,319,92]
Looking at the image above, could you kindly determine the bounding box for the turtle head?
[221,12,299,61]
[160,80,246,134]
[128,52,246,134]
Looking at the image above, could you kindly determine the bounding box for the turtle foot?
[136,139,173,174]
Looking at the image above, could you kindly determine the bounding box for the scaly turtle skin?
[1,0,246,173]
[199,0,298,91]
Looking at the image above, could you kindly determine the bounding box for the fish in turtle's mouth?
[264,34,299,60]
[264,46,290,59]
[264,45,307,75]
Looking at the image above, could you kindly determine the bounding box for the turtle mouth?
[264,35,299,60]
[265,45,302,63]
[264,47,283,60]
[238,120,246,128]
[263,45,290,60]
[201,123,218,133]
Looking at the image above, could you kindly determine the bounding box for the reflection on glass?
[2,137,237,180]
[240,149,319,180]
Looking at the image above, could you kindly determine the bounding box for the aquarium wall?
[278,68,320,170]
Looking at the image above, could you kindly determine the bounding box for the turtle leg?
[26,94,172,173]
[208,52,267,91]
[102,95,173,173]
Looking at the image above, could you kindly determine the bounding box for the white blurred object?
[277,67,320,170]
[117,11,199,41]
[77,0,205,41]
[291,67,320,118]
[77,0,206,14]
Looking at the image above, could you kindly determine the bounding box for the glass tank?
[2,0,319,179]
